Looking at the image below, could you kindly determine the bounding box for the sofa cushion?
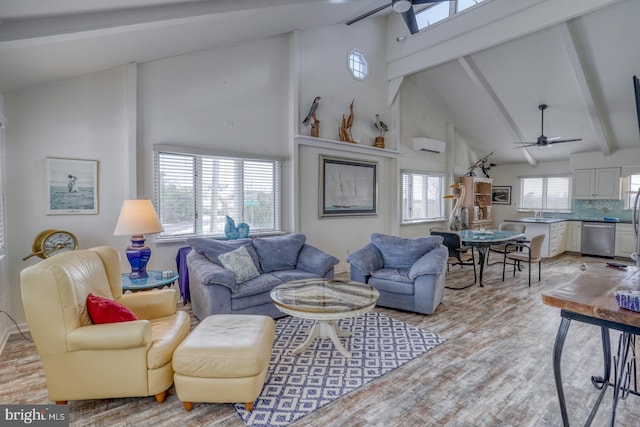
[186,237,262,272]
[295,245,340,277]
[232,273,284,298]
[86,293,138,324]
[371,233,443,269]
[368,275,415,295]
[370,268,414,284]
[218,245,260,283]
[271,269,321,283]
[252,234,306,273]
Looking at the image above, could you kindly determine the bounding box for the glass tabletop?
[458,229,525,243]
[270,278,379,314]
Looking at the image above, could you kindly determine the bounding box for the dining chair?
[431,230,476,283]
[486,222,526,266]
[502,234,545,286]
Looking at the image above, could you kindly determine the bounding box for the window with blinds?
[401,171,445,223]
[622,173,640,209]
[154,150,282,239]
[519,175,571,212]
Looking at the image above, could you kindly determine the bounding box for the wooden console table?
[541,264,640,426]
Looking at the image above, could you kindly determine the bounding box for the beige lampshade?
[113,199,164,236]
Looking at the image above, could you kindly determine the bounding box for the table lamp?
[113,199,164,279]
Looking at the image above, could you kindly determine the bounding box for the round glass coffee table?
[270,278,379,358]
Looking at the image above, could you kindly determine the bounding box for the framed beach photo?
[492,185,512,205]
[319,155,377,218]
[46,157,99,215]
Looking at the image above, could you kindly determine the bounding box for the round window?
[348,49,368,81]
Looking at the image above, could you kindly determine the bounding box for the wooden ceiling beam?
[559,21,613,156]
[458,55,537,166]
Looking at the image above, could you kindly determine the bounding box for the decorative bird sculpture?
[443,183,468,231]
[302,96,321,126]
[465,152,495,178]
[374,114,388,137]
[225,215,250,239]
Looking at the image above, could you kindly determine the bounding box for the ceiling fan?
[515,104,582,148]
[346,0,452,35]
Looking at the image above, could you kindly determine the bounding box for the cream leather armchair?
[20,246,191,404]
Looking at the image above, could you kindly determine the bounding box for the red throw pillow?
[86,293,138,324]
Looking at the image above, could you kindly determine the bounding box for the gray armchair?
[346,233,448,314]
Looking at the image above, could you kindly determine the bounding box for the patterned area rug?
[233,311,446,426]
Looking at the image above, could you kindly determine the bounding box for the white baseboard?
[0,321,29,356]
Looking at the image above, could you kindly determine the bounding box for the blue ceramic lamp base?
[126,235,151,279]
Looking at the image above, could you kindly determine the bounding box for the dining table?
[458,229,526,287]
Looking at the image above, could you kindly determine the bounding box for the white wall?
[0,20,467,328]
[0,96,8,347]
[296,21,393,270]
[137,34,292,268]
[5,67,130,325]
[296,20,476,268]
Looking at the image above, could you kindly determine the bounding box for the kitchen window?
[519,175,571,212]
[622,173,640,209]
[401,171,445,223]
[154,148,282,240]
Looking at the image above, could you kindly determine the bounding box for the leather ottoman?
[172,314,275,411]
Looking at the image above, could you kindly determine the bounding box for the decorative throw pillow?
[86,293,138,324]
[252,234,306,273]
[185,237,262,272]
[218,245,260,283]
[371,233,443,269]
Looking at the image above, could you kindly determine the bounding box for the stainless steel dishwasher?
[581,221,616,258]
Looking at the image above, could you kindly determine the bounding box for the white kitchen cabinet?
[549,221,567,257]
[565,221,582,252]
[573,168,621,199]
[615,223,636,258]
[505,220,567,258]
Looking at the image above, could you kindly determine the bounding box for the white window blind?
[402,171,445,223]
[519,175,571,212]
[154,150,281,239]
[623,173,640,209]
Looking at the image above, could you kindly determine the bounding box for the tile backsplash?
[552,199,632,221]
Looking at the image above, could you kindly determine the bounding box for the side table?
[122,270,179,292]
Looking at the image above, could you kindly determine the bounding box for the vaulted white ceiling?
[1,0,638,165]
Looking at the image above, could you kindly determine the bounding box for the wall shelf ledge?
[295,135,400,158]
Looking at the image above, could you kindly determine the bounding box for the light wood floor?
[2,253,639,426]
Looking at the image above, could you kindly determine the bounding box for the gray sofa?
[346,233,448,315]
[186,234,339,320]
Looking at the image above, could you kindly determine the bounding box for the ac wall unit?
[413,137,446,154]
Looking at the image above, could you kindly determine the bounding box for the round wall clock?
[22,229,79,261]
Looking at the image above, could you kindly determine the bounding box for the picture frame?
[46,157,99,215]
[492,185,512,205]
[319,155,377,217]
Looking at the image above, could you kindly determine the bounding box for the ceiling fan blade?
[549,138,582,144]
[412,0,451,4]
[345,2,392,26]
[513,143,538,148]
[401,8,419,34]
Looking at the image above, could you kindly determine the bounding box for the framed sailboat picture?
[319,155,377,217]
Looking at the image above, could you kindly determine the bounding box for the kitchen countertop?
[505,218,567,224]
[506,217,632,224]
